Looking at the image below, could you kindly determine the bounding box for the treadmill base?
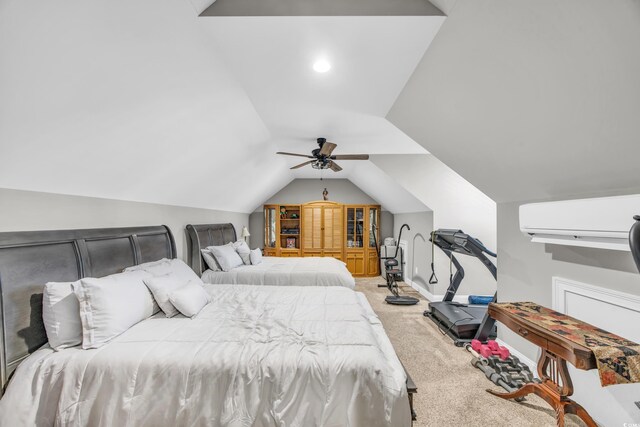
[423,310,496,347]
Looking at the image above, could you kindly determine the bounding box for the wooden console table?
[488,302,598,427]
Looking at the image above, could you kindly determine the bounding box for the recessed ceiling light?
[313,60,331,73]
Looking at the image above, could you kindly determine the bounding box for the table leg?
[486,349,597,427]
[564,400,598,427]
[486,383,540,401]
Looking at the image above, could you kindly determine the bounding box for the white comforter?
[202,257,356,289]
[0,285,409,427]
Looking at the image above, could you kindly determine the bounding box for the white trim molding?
[552,276,640,314]
[551,276,640,426]
[405,278,469,303]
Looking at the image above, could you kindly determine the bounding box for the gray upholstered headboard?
[186,223,237,275]
[0,225,176,392]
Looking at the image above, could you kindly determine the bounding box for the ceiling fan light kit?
[276,137,369,172]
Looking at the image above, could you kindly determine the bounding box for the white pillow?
[123,258,172,276]
[42,281,83,350]
[201,248,221,271]
[143,274,192,317]
[125,258,199,283]
[250,248,263,265]
[209,245,244,272]
[167,258,200,282]
[74,270,158,349]
[233,240,252,265]
[169,281,211,318]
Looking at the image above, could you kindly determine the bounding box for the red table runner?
[495,302,640,386]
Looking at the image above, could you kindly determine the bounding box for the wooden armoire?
[301,201,344,260]
[263,201,380,277]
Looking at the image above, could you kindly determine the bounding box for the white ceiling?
[200,16,444,179]
[0,0,444,214]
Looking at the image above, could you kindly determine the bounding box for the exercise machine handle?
[429,230,438,284]
[372,223,410,260]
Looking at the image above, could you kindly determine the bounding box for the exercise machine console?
[423,229,497,346]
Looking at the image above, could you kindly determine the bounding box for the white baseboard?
[404,278,469,303]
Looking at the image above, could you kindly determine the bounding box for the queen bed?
[0,225,410,426]
[187,223,356,289]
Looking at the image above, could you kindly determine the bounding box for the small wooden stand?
[488,304,598,427]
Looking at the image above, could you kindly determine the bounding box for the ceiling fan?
[276,138,369,172]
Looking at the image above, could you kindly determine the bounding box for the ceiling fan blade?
[329,161,342,172]
[290,160,314,170]
[277,152,314,158]
[330,154,369,160]
[319,142,337,156]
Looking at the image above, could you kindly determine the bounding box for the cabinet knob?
[518,328,529,337]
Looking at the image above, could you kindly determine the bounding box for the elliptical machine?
[373,224,419,305]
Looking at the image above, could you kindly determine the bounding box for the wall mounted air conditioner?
[519,194,640,251]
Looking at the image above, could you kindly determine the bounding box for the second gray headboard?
[185,223,237,275]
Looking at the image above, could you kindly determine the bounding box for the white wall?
[0,188,248,262]
[497,199,640,426]
[259,178,379,208]
[393,212,434,289]
[497,199,640,359]
[249,179,398,248]
[372,154,496,296]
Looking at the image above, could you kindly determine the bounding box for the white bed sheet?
[0,285,409,427]
[201,256,356,289]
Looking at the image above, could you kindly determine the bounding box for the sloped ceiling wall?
[254,175,429,214]
[388,0,640,203]
[0,0,291,213]
[371,154,497,295]
[0,0,445,215]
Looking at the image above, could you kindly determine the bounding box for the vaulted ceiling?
[0,0,444,213]
[199,15,443,181]
[4,0,632,218]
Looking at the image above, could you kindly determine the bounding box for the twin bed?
[0,224,409,426]
[186,223,356,289]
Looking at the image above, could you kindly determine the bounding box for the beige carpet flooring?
[355,277,586,427]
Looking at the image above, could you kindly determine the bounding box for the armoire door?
[345,205,366,275]
[322,205,344,260]
[302,204,323,256]
[366,207,380,276]
[264,205,279,256]
[346,251,365,275]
